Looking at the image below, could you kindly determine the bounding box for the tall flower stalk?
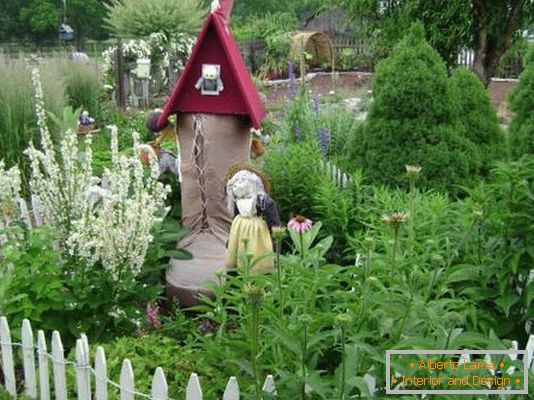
[299,314,312,400]
[358,237,374,328]
[245,284,265,400]
[335,314,353,400]
[272,226,287,314]
[288,61,297,99]
[381,212,408,302]
[405,165,421,244]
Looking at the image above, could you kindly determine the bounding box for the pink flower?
[146,303,161,329]
[287,215,313,233]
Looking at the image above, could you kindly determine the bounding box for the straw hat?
[224,162,271,194]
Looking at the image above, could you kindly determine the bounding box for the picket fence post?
[525,334,534,371]
[151,367,168,400]
[0,317,17,398]
[363,373,376,396]
[262,375,277,396]
[21,319,37,398]
[222,377,239,400]
[119,359,135,400]
[37,330,51,400]
[75,339,91,400]
[81,334,92,396]
[94,347,108,400]
[320,160,351,188]
[186,373,202,400]
[52,330,68,400]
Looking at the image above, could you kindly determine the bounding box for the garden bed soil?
[264,72,517,122]
[264,71,372,107]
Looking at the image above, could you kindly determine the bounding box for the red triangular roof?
[158,12,266,129]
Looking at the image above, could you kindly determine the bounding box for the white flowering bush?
[25,66,170,281]
[0,65,173,341]
[0,161,22,226]
[102,32,195,88]
[67,128,170,279]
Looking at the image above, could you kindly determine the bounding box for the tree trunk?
[471,0,527,87]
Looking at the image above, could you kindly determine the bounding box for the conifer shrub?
[449,68,504,174]
[357,26,478,193]
[508,46,534,158]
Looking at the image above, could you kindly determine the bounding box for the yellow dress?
[225,214,274,274]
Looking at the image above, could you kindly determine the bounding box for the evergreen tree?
[508,46,534,158]
[358,25,478,193]
[449,68,504,174]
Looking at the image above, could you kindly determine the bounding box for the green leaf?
[159,232,185,244]
[495,293,520,318]
[164,249,193,260]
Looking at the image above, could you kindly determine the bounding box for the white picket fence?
[0,317,278,400]
[4,317,534,399]
[320,160,351,188]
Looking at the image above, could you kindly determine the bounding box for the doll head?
[226,163,270,218]
[203,65,219,80]
[226,170,265,217]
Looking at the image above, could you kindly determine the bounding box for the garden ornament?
[195,64,224,95]
[145,110,182,181]
[77,110,98,135]
[157,0,266,306]
[79,110,94,126]
[225,163,280,274]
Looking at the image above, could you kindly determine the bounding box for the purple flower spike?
[312,95,320,114]
[317,128,330,156]
[288,61,297,99]
[295,124,302,141]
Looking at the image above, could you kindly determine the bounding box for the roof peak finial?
[210,0,220,13]
[211,0,234,26]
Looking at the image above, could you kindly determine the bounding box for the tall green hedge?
[449,68,504,174]
[357,26,479,193]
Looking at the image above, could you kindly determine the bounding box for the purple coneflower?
[288,215,313,233]
[317,128,330,156]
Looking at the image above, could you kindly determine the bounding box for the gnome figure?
[156,0,266,306]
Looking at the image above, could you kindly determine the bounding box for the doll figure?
[225,163,280,274]
[195,64,224,95]
[79,110,94,126]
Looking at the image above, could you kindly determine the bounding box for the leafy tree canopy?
[332,0,534,85]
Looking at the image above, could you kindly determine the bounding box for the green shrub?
[472,156,534,339]
[66,334,227,400]
[261,139,323,222]
[357,25,478,193]
[234,12,297,76]
[0,226,67,340]
[105,0,203,38]
[449,68,504,174]
[508,46,534,158]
